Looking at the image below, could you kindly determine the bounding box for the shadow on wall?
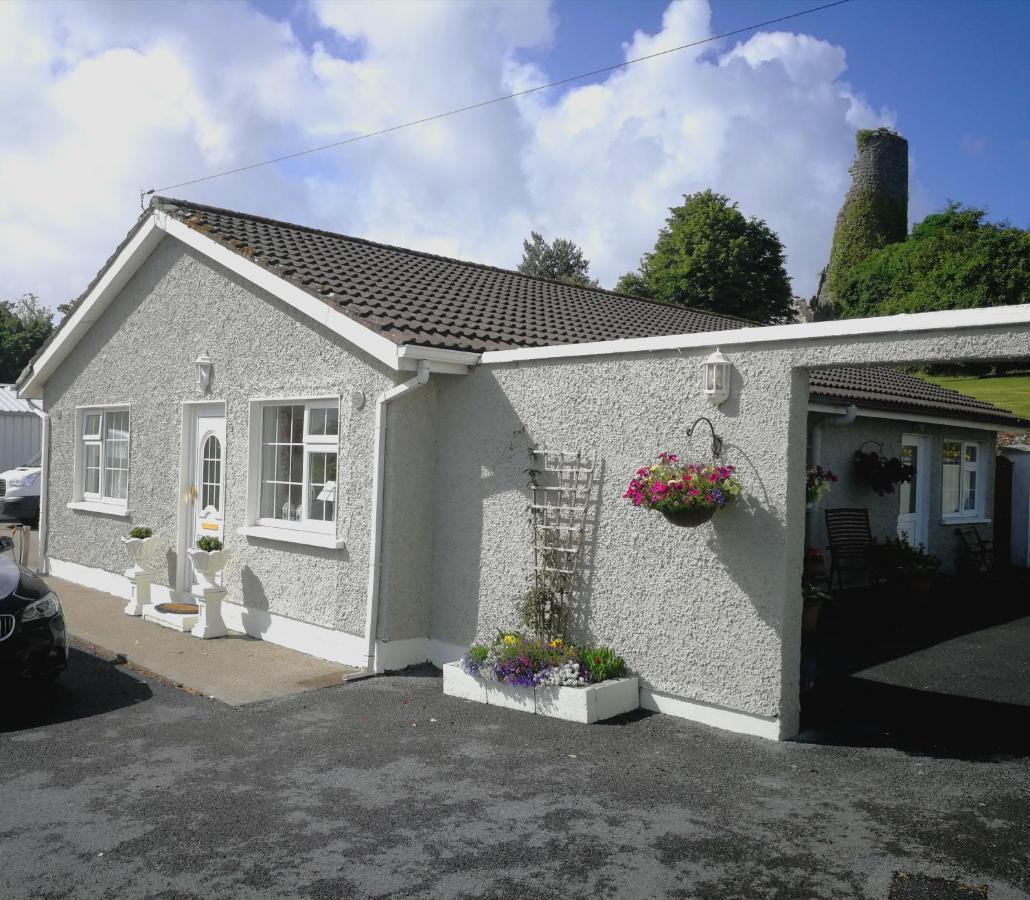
[234,539,351,637]
[431,374,531,648]
[559,457,604,645]
[711,441,788,632]
[239,564,271,638]
[164,547,177,590]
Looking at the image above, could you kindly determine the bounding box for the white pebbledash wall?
[43,238,395,641]
[426,324,1029,739]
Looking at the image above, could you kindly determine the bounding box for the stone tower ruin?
[814,128,908,318]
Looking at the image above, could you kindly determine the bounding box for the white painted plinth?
[123,572,152,617]
[142,604,198,633]
[191,585,228,640]
[442,663,639,724]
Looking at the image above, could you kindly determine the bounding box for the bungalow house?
[17,198,1030,739]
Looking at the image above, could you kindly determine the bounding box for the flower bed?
[443,634,639,723]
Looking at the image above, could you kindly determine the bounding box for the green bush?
[195,536,223,552]
[128,526,153,539]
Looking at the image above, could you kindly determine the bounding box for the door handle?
[189,484,198,504]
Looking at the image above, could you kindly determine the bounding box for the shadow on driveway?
[0,647,152,733]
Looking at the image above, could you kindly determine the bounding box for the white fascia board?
[18,216,165,399]
[157,214,404,372]
[480,304,1030,365]
[808,401,1018,433]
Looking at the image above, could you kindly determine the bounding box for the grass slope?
[919,374,1030,420]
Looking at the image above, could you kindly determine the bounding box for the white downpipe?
[806,403,857,539]
[364,360,431,673]
[31,405,51,575]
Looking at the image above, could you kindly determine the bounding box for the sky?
[1,0,1027,313]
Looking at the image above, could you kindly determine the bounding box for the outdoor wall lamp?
[701,348,732,406]
[195,352,213,393]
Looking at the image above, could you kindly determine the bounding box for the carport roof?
[810,366,1026,427]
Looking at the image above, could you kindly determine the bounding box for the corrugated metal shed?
[0,385,38,414]
[0,386,41,472]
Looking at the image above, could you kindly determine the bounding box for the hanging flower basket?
[661,506,717,527]
[624,452,741,527]
[853,444,914,496]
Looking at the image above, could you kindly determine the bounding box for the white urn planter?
[187,547,230,589]
[442,662,639,724]
[120,535,162,616]
[121,535,162,578]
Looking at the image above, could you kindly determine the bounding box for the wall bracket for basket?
[686,417,724,459]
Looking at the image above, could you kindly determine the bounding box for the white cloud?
[0,0,893,311]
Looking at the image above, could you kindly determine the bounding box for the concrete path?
[45,574,361,705]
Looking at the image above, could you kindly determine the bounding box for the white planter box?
[442,662,638,724]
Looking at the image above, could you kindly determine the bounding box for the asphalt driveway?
[1,643,1028,900]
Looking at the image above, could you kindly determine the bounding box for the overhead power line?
[145,0,852,197]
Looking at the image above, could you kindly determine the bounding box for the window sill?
[237,525,345,550]
[67,500,131,518]
[941,517,991,525]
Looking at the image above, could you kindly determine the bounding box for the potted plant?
[806,465,838,507]
[803,546,827,584]
[120,526,161,577]
[187,535,230,589]
[801,580,831,634]
[853,445,914,496]
[867,535,941,602]
[624,452,742,527]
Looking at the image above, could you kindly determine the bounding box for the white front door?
[186,406,225,587]
[897,433,930,548]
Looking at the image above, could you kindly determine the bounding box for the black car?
[0,546,67,681]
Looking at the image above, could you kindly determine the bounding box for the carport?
[794,351,1030,751]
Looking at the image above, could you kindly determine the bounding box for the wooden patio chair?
[824,507,874,591]
[955,525,994,574]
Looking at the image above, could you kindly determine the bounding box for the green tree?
[0,293,53,383]
[617,190,793,323]
[834,203,1030,318]
[518,231,598,287]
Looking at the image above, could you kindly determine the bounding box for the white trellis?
[526,448,595,638]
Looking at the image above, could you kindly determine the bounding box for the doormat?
[889,873,988,899]
[154,602,200,615]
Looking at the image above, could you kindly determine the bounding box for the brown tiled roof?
[810,366,1026,426]
[153,196,752,353]
[22,198,1023,434]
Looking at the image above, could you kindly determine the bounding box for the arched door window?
[201,434,222,511]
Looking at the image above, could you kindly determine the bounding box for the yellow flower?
[549,638,563,648]
[502,634,518,645]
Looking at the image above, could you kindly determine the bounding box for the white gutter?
[806,404,857,540]
[363,359,431,673]
[30,405,51,576]
[808,401,1022,433]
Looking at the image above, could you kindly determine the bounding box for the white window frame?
[69,404,132,516]
[243,396,342,546]
[941,438,987,522]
